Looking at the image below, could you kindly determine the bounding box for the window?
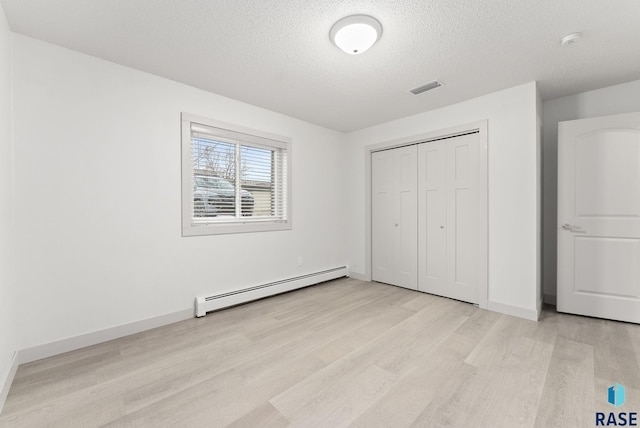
[181,113,291,236]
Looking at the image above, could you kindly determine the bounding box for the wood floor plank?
[409,361,482,428]
[2,278,639,428]
[351,331,483,427]
[628,323,640,373]
[310,304,416,366]
[453,306,503,339]
[226,402,290,428]
[461,336,554,427]
[269,306,469,425]
[372,309,469,376]
[533,336,595,428]
[589,321,640,390]
[271,363,397,428]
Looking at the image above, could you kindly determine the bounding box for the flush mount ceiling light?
[330,15,382,55]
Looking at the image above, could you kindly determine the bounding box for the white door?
[557,112,640,324]
[372,146,418,290]
[418,133,480,304]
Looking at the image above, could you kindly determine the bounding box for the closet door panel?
[371,146,417,290]
[372,152,394,285]
[418,142,446,295]
[394,147,418,289]
[446,133,479,303]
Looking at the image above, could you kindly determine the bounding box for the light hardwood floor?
[1,277,639,427]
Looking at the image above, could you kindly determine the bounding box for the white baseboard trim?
[19,308,194,365]
[487,300,539,321]
[347,271,367,281]
[0,351,19,415]
[543,294,557,306]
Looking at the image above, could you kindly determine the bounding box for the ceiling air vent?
[410,80,444,95]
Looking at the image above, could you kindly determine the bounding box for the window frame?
[181,113,292,236]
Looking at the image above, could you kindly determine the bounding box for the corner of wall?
[0,0,18,417]
[487,300,540,322]
[543,294,557,306]
[0,351,18,414]
[536,82,544,311]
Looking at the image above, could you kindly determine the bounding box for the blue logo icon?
[608,383,625,408]
[596,383,636,426]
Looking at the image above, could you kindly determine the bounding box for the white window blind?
[182,114,291,236]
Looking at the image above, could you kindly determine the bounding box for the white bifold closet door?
[371,145,418,290]
[418,133,480,304]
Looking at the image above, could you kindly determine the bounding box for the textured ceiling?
[2,0,640,132]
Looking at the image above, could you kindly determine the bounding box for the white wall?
[346,82,540,317]
[542,79,640,300]
[0,2,18,410]
[12,35,348,351]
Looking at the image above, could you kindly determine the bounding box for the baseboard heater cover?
[195,266,348,317]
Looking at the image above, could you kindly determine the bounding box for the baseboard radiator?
[195,266,348,317]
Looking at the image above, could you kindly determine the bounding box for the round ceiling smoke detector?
[561,32,582,46]
[330,15,382,55]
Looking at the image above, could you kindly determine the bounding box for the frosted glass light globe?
[330,15,382,55]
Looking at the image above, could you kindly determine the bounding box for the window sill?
[182,220,292,236]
